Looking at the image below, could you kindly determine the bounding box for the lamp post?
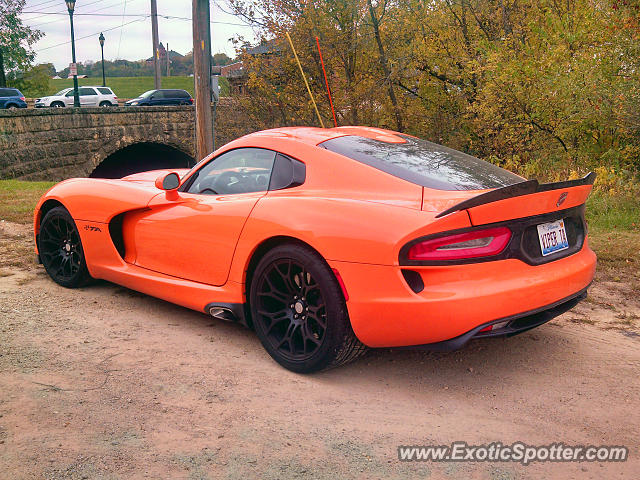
[98,32,105,87]
[65,0,80,107]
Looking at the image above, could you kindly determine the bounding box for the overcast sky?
[21,0,258,70]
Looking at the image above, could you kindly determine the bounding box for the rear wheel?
[38,206,92,288]
[249,244,366,373]
[99,101,112,107]
[50,101,64,108]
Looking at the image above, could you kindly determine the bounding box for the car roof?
[241,126,407,147]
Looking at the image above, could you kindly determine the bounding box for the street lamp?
[65,0,80,107]
[98,32,106,87]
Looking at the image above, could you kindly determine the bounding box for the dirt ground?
[1,220,639,479]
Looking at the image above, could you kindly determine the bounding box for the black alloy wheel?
[38,206,92,288]
[250,244,366,373]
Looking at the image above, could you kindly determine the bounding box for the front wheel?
[249,244,366,373]
[38,206,92,288]
[50,101,64,108]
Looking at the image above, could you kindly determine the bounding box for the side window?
[97,87,112,95]
[185,148,276,195]
[79,87,97,96]
[269,154,306,190]
[65,90,74,97]
[154,90,165,99]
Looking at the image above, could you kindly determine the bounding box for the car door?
[64,90,75,106]
[78,87,98,106]
[126,147,277,286]
[149,90,164,105]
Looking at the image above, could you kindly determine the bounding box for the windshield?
[139,90,155,98]
[320,135,524,191]
[54,88,71,96]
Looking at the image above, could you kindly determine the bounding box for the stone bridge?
[0,100,255,181]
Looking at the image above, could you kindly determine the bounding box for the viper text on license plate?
[536,219,569,256]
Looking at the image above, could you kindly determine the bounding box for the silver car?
[35,86,118,108]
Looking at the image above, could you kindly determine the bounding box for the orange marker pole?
[316,36,338,127]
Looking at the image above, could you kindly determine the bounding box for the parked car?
[34,86,118,108]
[0,88,27,109]
[34,126,596,373]
[124,89,193,106]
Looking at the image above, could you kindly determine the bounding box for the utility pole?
[192,0,213,159]
[150,0,162,89]
[0,47,6,88]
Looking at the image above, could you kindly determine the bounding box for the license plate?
[537,219,569,256]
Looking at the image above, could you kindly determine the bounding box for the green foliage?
[0,0,43,76]
[21,76,230,100]
[229,0,640,191]
[9,64,50,96]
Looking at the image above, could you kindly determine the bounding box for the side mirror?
[155,172,181,200]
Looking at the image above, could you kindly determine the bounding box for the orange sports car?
[34,126,596,373]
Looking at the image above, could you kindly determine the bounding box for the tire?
[99,101,112,107]
[50,101,64,108]
[38,206,92,288]
[249,243,366,373]
[7,104,17,109]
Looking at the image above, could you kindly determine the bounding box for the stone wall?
[0,99,260,181]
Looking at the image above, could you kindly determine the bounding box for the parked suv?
[124,89,193,106]
[35,86,118,108]
[0,88,27,109]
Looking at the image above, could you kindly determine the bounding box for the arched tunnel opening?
[89,142,195,179]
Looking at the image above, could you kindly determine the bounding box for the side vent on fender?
[108,213,126,259]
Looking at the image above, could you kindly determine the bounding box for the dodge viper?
[34,126,597,372]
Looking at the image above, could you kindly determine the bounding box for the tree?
[0,0,43,87]
[226,0,640,182]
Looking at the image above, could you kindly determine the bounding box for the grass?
[41,76,230,99]
[585,192,639,231]
[0,180,55,224]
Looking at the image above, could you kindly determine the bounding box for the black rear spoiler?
[435,172,596,218]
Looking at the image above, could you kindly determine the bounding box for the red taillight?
[189,98,194,104]
[20,96,25,101]
[407,227,512,261]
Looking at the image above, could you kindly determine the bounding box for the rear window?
[0,88,19,97]
[319,135,523,191]
[97,87,113,95]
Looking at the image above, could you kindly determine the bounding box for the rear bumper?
[414,287,587,352]
[330,241,596,348]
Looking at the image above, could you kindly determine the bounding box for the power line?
[24,11,250,26]
[37,16,148,52]
[25,0,61,11]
